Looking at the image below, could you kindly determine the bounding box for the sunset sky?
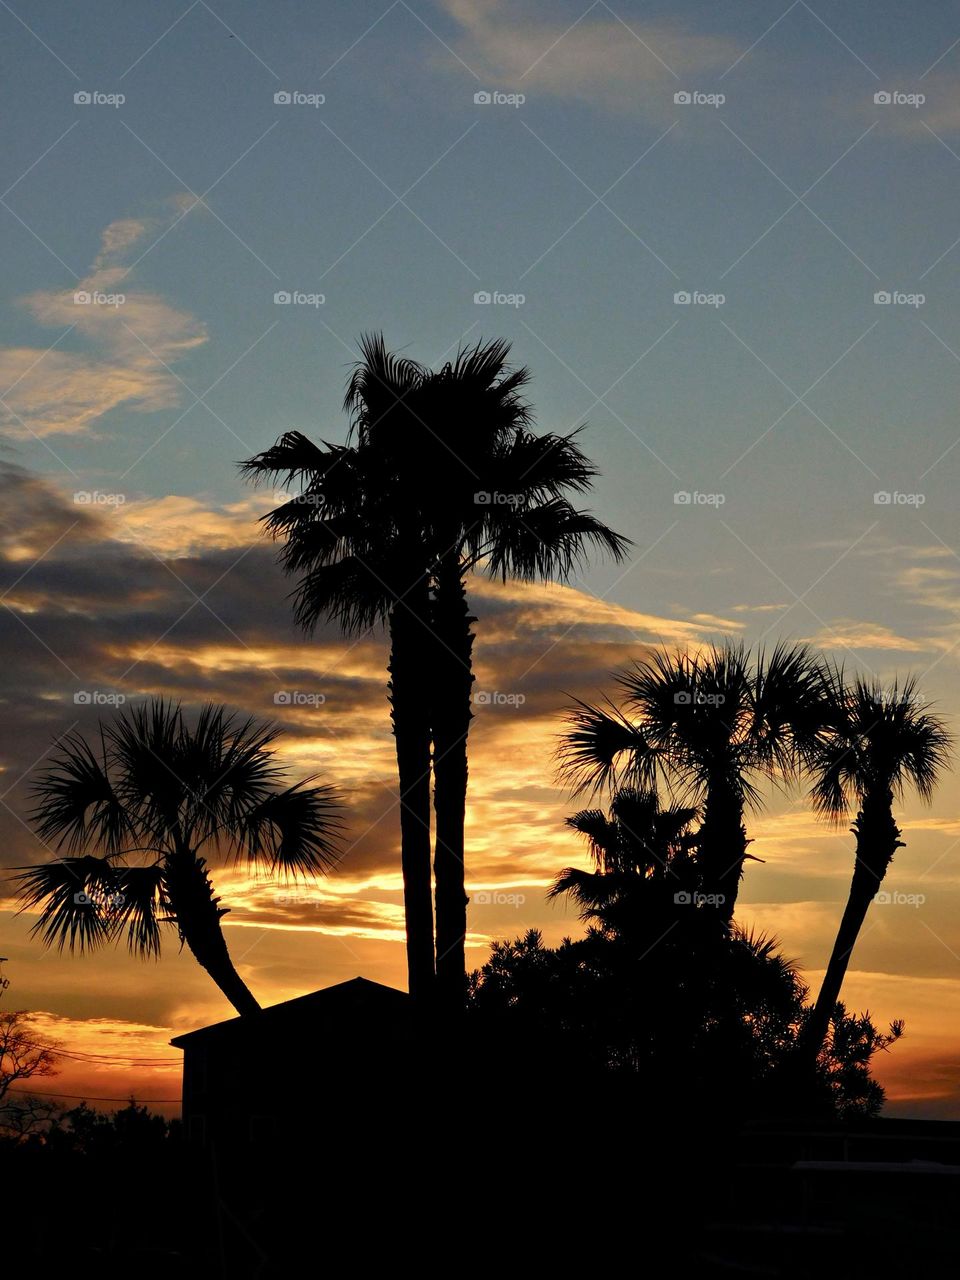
[3,0,960,1117]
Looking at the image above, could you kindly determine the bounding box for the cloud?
[0,201,205,438]
[802,619,928,653]
[437,0,740,113]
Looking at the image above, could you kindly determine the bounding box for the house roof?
[170,976,409,1049]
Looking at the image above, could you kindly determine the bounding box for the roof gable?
[170,977,409,1049]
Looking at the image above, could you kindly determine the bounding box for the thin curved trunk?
[389,578,436,1004]
[164,852,261,1017]
[803,789,903,1062]
[431,554,474,1016]
[698,779,747,922]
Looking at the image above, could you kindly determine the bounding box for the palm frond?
[235,781,344,875]
[15,856,118,953]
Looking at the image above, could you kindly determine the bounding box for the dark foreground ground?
[3,1114,959,1276]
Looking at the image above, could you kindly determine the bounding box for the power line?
[55,1049,179,1065]
[7,1086,180,1103]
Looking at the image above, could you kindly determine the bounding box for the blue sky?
[5,0,960,1113]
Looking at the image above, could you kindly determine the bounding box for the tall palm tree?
[803,674,951,1059]
[240,336,438,1002]
[560,642,828,920]
[404,342,629,1011]
[244,335,628,1013]
[16,700,343,1016]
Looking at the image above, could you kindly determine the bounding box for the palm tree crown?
[17,700,342,1012]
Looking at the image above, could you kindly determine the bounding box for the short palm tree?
[16,700,343,1016]
[803,674,951,1059]
[550,787,699,926]
[560,642,828,920]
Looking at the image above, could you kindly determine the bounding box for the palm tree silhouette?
[241,337,437,1001]
[244,335,627,1011]
[16,700,342,1015]
[404,340,628,1010]
[803,674,951,1059]
[550,787,699,924]
[560,642,827,920]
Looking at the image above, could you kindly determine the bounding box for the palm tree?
[16,700,342,1016]
[244,335,628,1013]
[802,674,951,1059]
[240,336,438,1002]
[404,342,629,1011]
[560,642,828,920]
[550,787,699,927]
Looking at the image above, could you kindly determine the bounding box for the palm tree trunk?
[698,782,748,922]
[803,790,903,1061]
[431,554,474,1016]
[389,580,436,1003]
[164,853,261,1017]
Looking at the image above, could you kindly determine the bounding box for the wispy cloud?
[437,0,740,112]
[0,199,205,438]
